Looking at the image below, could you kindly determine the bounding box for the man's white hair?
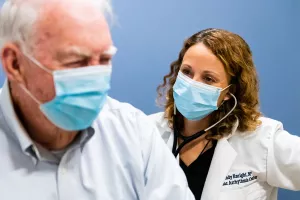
[0,0,113,52]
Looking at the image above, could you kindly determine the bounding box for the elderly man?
[0,0,194,199]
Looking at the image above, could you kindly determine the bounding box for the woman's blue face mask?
[173,71,231,121]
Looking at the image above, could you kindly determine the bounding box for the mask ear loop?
[18,51,52,105]
[221,84,232,92]
[22,52,53,74]
[19,84,42,105]
[215,83,232,108]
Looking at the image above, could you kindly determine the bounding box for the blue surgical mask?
[173,71,231,121]
[21,51,116,131]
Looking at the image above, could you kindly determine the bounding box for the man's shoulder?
[148,112,171,134]
[97,97,149,130]
[92,97,156,152]
[104,97,145,115]
[148,112,165,122]
[101,97,147,121]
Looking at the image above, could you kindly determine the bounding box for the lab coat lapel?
[166,131,175,150]
[201,138,237,200]
[166,132,181,162]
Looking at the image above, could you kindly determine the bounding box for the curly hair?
[157,28,262,140]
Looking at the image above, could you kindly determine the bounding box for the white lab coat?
[149,112,300,200]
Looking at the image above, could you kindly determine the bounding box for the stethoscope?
[172,93,237,158]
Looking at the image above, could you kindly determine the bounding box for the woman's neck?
[182,115,211,136]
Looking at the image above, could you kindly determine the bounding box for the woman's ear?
[223,84,236,101]
[223,93,231,101]
[1,43,25,84]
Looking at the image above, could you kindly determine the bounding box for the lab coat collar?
[165,117,239,199]
[165,116,239,156]
[201,118,239,200]
[201,137,237,200]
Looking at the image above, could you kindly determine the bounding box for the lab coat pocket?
[219,181,268,200]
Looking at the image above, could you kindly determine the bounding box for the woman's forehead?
[182,43,226,74]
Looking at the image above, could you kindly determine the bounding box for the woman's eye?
[203,76,215,84]
[182,69,191,76]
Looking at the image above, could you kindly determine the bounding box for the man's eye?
[64,60,88,67]
[100,56,111,65]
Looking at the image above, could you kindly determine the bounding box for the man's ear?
[1,43,25,84]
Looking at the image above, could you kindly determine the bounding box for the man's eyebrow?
[56,46,92,59]
[56,46,118,60]
[103,46,117,56]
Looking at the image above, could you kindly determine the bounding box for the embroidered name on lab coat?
[223,171,257,186]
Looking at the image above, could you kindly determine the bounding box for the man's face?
[22,0,113,104]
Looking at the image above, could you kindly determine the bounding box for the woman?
[149,28,300,200]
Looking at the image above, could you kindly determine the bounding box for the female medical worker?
[149,28,300,200]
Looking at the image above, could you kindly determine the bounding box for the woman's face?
[180,42,231,104]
